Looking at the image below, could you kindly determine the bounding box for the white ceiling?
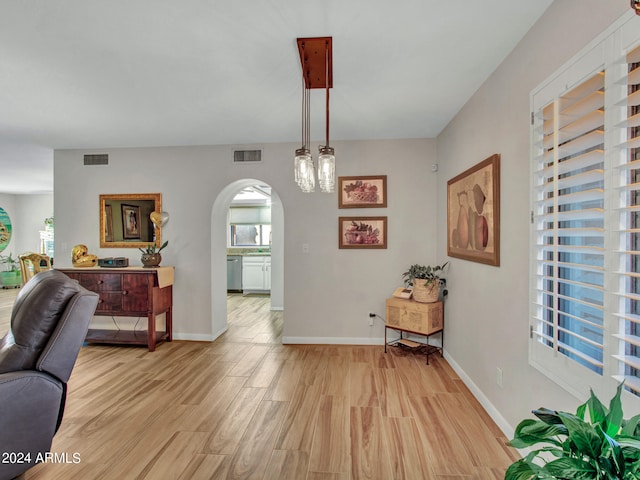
[0,0,553,194]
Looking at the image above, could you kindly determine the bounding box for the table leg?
[147,313,156,352]
[384,326,387,353]
[166,307,173,342]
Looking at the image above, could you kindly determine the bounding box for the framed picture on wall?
[447,154,500,266]
[0,207,12,253]
[338,175,387,208]
[339,216,387,249]
[121,204,141,240]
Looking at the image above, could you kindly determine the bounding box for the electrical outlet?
[496,367,503,388]
[368,312,375,326]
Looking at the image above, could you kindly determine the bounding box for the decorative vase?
[412,280,439,303]
[141,253,161,268]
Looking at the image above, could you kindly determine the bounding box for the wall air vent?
[233,150,262,163]
[83,154,109,166]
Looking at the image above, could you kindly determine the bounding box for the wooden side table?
[57,267,173,352]
[384,297,443,364]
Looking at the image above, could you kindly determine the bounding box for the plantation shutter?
[531,70,606,390]
[612,44,640,396]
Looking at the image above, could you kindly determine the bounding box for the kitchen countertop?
[227,249,271,257]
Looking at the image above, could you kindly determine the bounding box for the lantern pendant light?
[295,37,334,193]
[295,73,315,192]
[318,40,335,193]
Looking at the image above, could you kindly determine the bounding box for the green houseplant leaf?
[509,418,565,449]
[505,453,543,480]
[543,457,597,479]
[606,383,625,438]
[557,412,603,459]
[139,240,168,255]
[622,414,640,436]
[506,384,640,480]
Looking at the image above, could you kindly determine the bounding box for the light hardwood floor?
[0,289,519,479]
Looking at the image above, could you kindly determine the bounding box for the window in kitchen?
[230,224,272,247]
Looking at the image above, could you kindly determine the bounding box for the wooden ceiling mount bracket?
[297,37,333,89]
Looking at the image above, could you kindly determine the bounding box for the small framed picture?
[338,175,387,208]
[339,216,387,249]
[121,204,141,240]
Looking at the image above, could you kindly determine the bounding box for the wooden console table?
[385,297,443,364]
[57,267,173,352]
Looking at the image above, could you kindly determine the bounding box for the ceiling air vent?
[84,154,109,166]
[233,150,262,163]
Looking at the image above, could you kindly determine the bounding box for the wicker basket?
[348,190,378,203]
[412,280,439,303]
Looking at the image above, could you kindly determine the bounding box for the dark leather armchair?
[0,270,98,480]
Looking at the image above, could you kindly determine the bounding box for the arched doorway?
[210,179,284,339]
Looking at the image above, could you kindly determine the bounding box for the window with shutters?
[532,71,606,376]
[613,44,640,396]
[530,12,640,408]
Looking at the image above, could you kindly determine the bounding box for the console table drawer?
[96,292,124,312]
[78,273,122,291]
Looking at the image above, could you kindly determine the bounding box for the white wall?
[14,194,54,255]
[435,0,630,432]
[54,138,438,343]
[0,193,53,260]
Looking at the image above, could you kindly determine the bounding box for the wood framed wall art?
[338,175,387,208]
[121,204,141,240]
[339,216,387,249]
[447,154,500,266]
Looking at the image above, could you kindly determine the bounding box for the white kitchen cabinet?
[242,256,271,292]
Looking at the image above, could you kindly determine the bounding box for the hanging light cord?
[300,43,311,151]
[325,40,330,147]
[301,74,305,149]
[306,67,311,149]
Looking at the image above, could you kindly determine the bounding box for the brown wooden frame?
[339,216,387,249]
[338,175,387,208]
[447,154,500,266]
[121,204,141,240]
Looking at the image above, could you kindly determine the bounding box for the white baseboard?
[443,349,515,439]
[173,333,215,342]
[282,336,385,345]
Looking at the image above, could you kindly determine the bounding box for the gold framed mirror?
[100,193,162,248]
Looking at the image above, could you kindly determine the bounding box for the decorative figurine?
[71,244,98,268]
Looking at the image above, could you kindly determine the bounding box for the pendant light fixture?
[295,37,334,193]
[318,40,335,193]
[294,73,315,192]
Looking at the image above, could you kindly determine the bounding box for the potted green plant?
[506,383,640,479]
[0,252,22,288]
[138,240,168,268]
[402,262,448,303]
